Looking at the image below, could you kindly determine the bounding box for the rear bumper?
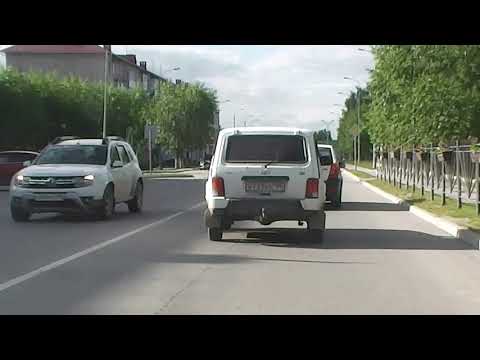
[10,192,104,214]
[205,199,325,228]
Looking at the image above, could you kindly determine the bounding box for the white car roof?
[219,127,314,136]
[58,139,104,145]
[317,144,334,149]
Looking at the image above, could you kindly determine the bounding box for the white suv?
[9,137,144,221]
[204,127,326,241]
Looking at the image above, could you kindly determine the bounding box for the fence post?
[406,150,410,191]
[393,156,396,187]
[421,145,424,197]
[399,148,402,189]
[431,145,435,201]
[388,152,392,184]
[476,157,479,216]
[456,141,462,209]
[412,144,416,193]
[442,158,446,206]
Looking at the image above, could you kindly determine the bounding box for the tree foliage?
[0,68,218,170]
[336,88,372,160]
[0,68,149,151]
[146,81,218,166]
[367,45,480,148]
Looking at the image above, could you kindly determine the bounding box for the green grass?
[368,179,480,232]
[348,160,375,170]
[349,170,376,180]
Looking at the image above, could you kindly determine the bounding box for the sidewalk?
[347,164,477,205]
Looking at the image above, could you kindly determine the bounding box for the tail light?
[305,178,319,198]
[212,177,225,197]
[328,163,341,179]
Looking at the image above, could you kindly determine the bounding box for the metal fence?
[375,144,480,215]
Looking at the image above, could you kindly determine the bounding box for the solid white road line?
[0,201,206,293]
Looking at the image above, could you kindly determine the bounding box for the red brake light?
[212,177,225,197]
[305,178,319,198]
[328,163,340,179]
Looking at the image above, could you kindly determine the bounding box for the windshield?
[318,147,333,163]
[35,145,107,165]
[225,135,307,163]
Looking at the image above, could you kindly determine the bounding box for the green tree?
[146,81,218,168]
[314,129,333,144]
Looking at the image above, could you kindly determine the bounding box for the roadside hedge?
[0,68,150,152]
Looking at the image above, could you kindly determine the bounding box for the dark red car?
[0,151,39,189]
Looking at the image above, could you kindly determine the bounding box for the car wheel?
[97,185,115,220]
[128,181,143,213]
[10,204,31,222]
[331,184,343,208]
[208,228,223,241]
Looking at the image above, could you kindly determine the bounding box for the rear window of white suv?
[225,135,307,163]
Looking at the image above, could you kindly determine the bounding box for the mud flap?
[204,208,222,228]
[308,211,326,230]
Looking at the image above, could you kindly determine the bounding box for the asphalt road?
[1,172,480,314]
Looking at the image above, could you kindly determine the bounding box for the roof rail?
[102,136,125,144]
[50,136,80,145]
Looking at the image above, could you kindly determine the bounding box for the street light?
[358,47,373,53]
[163,66,181,74]
[344,76,362,170]
[239,107,248,127]
[102,45,112,138]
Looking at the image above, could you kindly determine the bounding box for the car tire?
[208,228,223,241]
[97,185,115,220]
[331,193,342,208]
[331,184,343,208]
[10,204,31,222]
[128,181,143,213]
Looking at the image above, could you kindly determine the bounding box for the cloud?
[121,45,374,138]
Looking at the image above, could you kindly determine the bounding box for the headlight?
[14,175,30,187]
[77,174,95,187]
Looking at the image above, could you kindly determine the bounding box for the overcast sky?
[0,45,374,138]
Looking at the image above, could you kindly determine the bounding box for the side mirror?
[112,160,123,168]
[23,160,32,167]
[339,160,346,169]
[319,156,332,166]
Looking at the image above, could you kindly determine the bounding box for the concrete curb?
[343,170,480,250]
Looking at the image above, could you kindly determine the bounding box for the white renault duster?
[9,137,144,221]
[204,127,326,241]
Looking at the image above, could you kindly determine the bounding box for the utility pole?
[233,114,236,128]
[102,45,111,138]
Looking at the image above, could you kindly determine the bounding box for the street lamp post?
[218,99,231,129]
[344,77,362,171]
[162,67,181,84]
[102,45,111,138]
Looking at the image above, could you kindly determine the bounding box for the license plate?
[245,182,285,193]
[34,194,64,202]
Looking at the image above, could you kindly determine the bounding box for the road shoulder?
[343,170,480,250]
